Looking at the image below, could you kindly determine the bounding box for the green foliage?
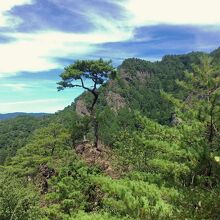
[98,107,137,146]
[44,159,101,219]
[162,55,220,179]
[5,122,71,177]
[111,55,220,219]
[0,172,43,220]
[70,211,126,220]
[93,175,179,220]
[112,113,220,219]
[0,116,47,164]
[179,186,220,219]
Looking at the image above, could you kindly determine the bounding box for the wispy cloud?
[0,0,134,76]
[1,83,29,91]
[0,0,220,77]
[0,31,94,75]
[1,98,60,105]
[0,28,134,76]
[0,98,65,113]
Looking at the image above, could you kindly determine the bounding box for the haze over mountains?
[0,112,49,120]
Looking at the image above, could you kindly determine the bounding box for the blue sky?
[0,0,220,113]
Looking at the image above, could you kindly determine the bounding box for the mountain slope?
[61,50,213,145]
[0,115,51,164]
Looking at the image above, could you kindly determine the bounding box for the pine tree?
[57,59,116,148]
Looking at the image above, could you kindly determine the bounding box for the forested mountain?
[0,48,220,219]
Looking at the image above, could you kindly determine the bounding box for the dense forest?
[0,48,220,219]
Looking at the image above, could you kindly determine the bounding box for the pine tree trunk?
[94,119,99,149]
[90,91,99,149]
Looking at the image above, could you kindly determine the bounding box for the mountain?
[64,50,211,145]
[0,112,49,120]
[0,48,220,220]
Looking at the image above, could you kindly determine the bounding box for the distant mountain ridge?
[0,112,49,120]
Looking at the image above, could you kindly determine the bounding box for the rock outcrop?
[75,143,120,179]
[76,99,90,116]
[106,91,126,112]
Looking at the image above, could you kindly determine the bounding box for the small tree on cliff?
[57,59,116,148]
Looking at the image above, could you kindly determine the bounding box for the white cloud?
[0,31,94,75]
[0,24,133,76]
[0,98,64,113]
[0,0,137,76]
[0,0,33,27]
[0,0,220,77]
[125,0,220,26]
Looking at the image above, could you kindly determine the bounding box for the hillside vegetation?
[0,48,220,219]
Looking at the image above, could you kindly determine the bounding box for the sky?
[0,0,220,113]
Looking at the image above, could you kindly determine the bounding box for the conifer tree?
[57,59,116,148]
[162,55,220,181]
[177,56,220,145]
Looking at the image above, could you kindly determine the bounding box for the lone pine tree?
[57,58,116,148]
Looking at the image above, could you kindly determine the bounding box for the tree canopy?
[57,59,116,109]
